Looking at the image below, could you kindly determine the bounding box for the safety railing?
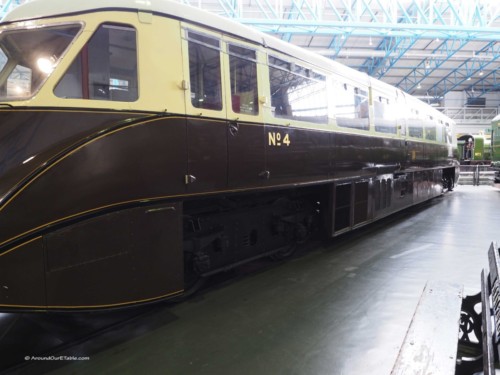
[436,107,498,122]
[458,164,496,186]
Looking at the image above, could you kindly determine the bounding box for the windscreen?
[0,24,81,100]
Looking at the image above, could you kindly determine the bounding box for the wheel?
[270,243,297,261]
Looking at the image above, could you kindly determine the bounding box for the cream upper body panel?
[0,0,454,145]
[0,11,186,113]
[3,0,370,87]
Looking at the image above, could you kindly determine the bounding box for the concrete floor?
[14,185,500,375]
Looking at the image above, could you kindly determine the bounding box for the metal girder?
[189,0,499,41]
[207,0,500,27]
[180,0,500,98]
[427,42,500,98]
[0,0,22,19]
[358,35,420,77]
[397,38,474,94]
[236,19,499,41]
[468,70,500,97]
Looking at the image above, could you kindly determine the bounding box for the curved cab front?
[0,203,183,310]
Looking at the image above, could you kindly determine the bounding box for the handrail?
[436,107,498,121]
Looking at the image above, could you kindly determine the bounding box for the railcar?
[491,115,500,186]
[0,0,457,311]
[491,115,500,162]
[457,134,490,162]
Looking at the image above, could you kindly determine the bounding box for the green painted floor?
[17,186,500,375]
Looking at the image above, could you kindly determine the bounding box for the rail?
[458,165,496,186]
[436,107,498,122]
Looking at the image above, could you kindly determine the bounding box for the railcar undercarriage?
[182,189,324,291]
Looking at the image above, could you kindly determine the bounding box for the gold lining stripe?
[0,115,167,214]
[0,108,149,115]
[0,236,42,257]
[0,110,447,249]
[0,178,333,250]
[1,114,244,215]
[0,289,183,310]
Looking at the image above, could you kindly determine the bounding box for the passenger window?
[336,84,369,130]
[424,115,436,141]
[229,44,258,115]
[374,96,397,134]
[187,31,222,110]
[268,56,327,124]
[437,120,444,142]
[55,24,138,101]
[408,109,423,138]
[445,123,453,144]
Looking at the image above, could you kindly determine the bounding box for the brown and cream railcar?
[0,0,457,311]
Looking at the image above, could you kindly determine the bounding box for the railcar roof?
[3,0,368,85]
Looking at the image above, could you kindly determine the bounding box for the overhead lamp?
[369,37,373,46]
[37,56,56,74]
[479,71,484,76]
[467,77,471,81]
[417,83,422,89]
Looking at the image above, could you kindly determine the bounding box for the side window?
[229,44,258,115]
[437,120,444,143]
[55,24,138,101]
[445,122,453,144]
[187,31,222,110]
[408,108,423,138]
[424,115,436,141]
[374,95,397,134]
[335,83,369,130]
[268,56,327,124]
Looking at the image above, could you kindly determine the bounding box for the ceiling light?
[37,56,55,74]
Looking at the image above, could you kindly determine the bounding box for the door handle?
[229,121,239,136]
[185,175,197,185]
[259,170,270,180]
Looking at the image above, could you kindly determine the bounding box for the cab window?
[55,24,138,101]
[0,24,81,100]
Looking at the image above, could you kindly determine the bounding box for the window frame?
[227,42,259,116]
[181,24,228,118]
[267,54,329,125]
[334,81,370,131]
[0,22,84,102]
[54,22,139,102]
